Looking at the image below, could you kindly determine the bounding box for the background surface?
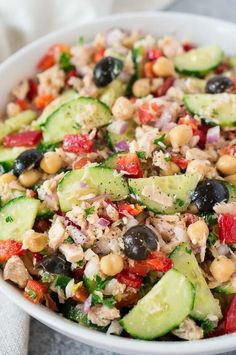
[28,0,236,354]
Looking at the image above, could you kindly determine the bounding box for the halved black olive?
[93,56,123,87]
[13,149,43,176]
[205,76,233,94]
[191,179,229,213]
[37,254,72,276]
[123,225,158,260]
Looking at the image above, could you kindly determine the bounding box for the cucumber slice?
[57,166,129,212]
[33,89,77,128]
[184,94,236,126]
[0,110,37,143]
[43,97,112,144]
[128,173,200,214]
[171,243,222,320]
[100,152,129,169]
[120,269,195,340]
[174,45,224,76]
[106,120,136,150]
[214,278,236,295]
[0,146,28,171]
[100,80,125,108]
[0,196,40,241]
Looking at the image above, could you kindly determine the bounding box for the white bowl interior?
[1,11,236,355]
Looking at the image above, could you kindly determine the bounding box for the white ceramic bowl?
[1,11,236,355]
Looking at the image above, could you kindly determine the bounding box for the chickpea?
[112,97,134,120]
[169,124,193,148]
[210,256,235,283]
[216,155,236,175]
[225,173,236,185]
[132,78,151,97]
[19,169,41,188]
[187,220,209,245]
[0,173,17,184]
[100,253,124,276]
[186,159,213,179]
[40,151,63,174]
[23,230,48,253]
[160,162,180,176]
[152,57,175,77]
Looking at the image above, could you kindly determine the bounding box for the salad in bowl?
[1,27,236,341]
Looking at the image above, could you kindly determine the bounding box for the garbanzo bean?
[160,162,180,176]
[0,173,17,184]
[225,173,236,185]
[100,253,124,276]
[132,78,151,97]
[169,124,193,148]
[187,220,209,245]
[210,256,235,283]
[23,230,48,252]
[216,155,236,175]
[40,151,63,174]
[152,57,175,77]
[112,97,134,120]
[19,169,41,187]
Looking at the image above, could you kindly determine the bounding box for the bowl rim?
[1,10,236,354]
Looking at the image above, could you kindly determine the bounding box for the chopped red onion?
[156,110,172,129]
[217,244,229,256]
[206,126,220,144]
[82,294,92,314]
[109,120,128,134]
[97,217,110,228]
[67,225,87,244]
[115,140,129,151]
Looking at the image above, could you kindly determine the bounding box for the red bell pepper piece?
[34,94,55,109]
[94,48,105,63]
[37,54,55,71]
[170,154,188,170]
[63,134,93,154]
[146,48,163,61]
[118,202,144,217]
[37,43,70,71]
[218,214,236,244]
[0,240,24,262]
[178,116,199,134]
[24,280,46,304]
[128,251,173,276]
[144,62,155,78]
[115,153,143,178]
[225,295,236,334]
[116,270,142,289]
[74,157,91,170]
[3,131,42,147]
[15,99,30,111]
[138,101,161,124]
[156,76,175,97]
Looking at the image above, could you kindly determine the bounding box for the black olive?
[123,225,157,260]
[191,179,229,213]
[93,56,123,87]
[205,76,233,94]
[13,149,43,176]
[38,254,72,276]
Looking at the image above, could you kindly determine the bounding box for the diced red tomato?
[34,94,55,109]
[15,99,30,111]
[73,286,89,303]
[225,295,236,334]
[128,251,173,276]
[146,48,163,61]
[37,43,70,72]
[66,69,77,84]
[24,280,46,304]
[74,157,91,169]
[45,293,58,311]
[182,42,196,52]
[218,214,236,244]
[183,213,199,227]
[0,240,24,262]
[94,48,105,63]
[215,62,230,74]
[27,190,37,198]
[156,76,175,97]
[116,270,142,289]
[118,202,144,217]
[178,116,199,134]
[27,79,38,101]
[144,62,155,78]
[63,134,93,154]
[37,54,55,71]
[171,154,188,170]
[3,130,42,147]
[138,101,161,124]
[115,153,143,178]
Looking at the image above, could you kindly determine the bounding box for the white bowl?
[1,11,236,355]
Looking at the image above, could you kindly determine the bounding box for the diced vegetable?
[63,134,93,153]
[116,270,142,289]
[225,295,236,334]
[24,280,46,304]
[0,240,23,262]
[102,152,142,177]
[3,131,42,147]
[218,214,236,244]
[128,251,173,276]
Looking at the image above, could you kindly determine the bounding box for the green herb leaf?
[40,271,51,283]
[66,236,74,244]
[137,151,146,159]
[176,198,184,207]
[154,134,167,150]
[164,153,171,161]
[27,290,37,299]
[84,206,95,217]
[95,275,112,291]
[201,319,215,334]
[59,52,74,73]
[102,297,116,308]
[201,213,217,228]
[38,142,59,153]
[208,232,218,247]
[5,216,13,223]
[185,246,192,255]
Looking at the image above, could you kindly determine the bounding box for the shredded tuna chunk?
[38,173,64,210]
[172,318,204,340]
[48,216,68,250]
[87,305,120,327]
[59,243,84,263]
[37,65,65,96]
[129,125,160,157]
[214,202,236,216]
[3,256,30,288]
[158,36,183,58]
[12,79,29,100]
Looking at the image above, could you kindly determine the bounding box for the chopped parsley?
[38,142,58,153]
[27,290,37,299]
[40,271,51,283]
[84,206,95,217]
[72,122,81,130]
[66,236,74,244]
[164,153,171,161]
[208,232,218,247]
[201,213,217,228]
[137,151,146,159]
[154,134,167,150]
[59,52,74,72]
[201,319,215,334]
[5,216,13,223]
[95,275,112,291]
[185,246,192,255]
[176,198,185,207]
